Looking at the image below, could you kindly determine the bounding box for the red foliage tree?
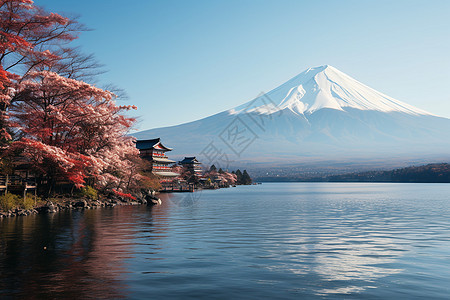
[1,0,80,141]
[1,1,142,195]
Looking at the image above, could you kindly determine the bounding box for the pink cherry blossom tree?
[9,70,140,194]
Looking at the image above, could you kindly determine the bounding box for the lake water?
[1,183,450,299]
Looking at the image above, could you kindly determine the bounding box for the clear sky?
[37,0,450,131]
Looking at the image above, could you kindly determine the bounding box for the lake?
[1,183,450,299]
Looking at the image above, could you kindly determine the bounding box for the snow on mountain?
[231,65,431,116]
[133,65,450,172]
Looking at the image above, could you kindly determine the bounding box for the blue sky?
[38,0,450,131]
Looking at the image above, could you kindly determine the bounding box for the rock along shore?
[0,193,161,219]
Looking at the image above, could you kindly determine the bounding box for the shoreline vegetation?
[0,164,254,218]
[171,165,253,190]
[0,168,254,218]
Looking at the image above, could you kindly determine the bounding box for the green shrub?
[80,185,98,200]
[19,193,40,210]
[0,193,21,211]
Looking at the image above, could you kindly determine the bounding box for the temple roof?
[179,156,201,164]
[135,138,173,151]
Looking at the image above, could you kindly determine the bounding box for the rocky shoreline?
[0,192,161,219]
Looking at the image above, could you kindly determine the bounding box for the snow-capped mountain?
[231,65,430,116]
[133,65,450,172]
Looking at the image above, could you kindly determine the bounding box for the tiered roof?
[135,138,173,151]
[152,157,176,164]
[179,157,201,165]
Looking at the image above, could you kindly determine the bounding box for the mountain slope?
[133,65,450,171]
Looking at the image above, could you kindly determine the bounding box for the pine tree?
[241,170,252,185]
[235,169,242,184]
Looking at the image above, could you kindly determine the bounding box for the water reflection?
[2,184,450,299]
[260,227,405,295]
[0,201,170,299]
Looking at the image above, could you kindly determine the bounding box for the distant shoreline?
[255,180,450,184]
[254,163,450,184]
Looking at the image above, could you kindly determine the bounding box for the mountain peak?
[306,64,337,74]
[315,64,333,70]
[232,65,432,117]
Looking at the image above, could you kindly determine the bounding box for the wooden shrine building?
[179,157,202,177]
[135,138,180,182]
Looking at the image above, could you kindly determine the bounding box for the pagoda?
[135,138,179,182]
[179,157,203,177]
